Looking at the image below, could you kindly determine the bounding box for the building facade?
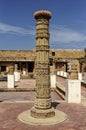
[0,49,86,78]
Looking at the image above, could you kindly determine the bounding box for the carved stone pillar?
[67,60,80,79]
[31,10,55,118]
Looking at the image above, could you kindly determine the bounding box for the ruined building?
[0,49,86,78]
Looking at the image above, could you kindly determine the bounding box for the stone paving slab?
[0,91,61,102]
[0,92,36,102]
[0,79,36,88]
[0,77,86,98]
[0,77,86,129]
[0,102,86,130]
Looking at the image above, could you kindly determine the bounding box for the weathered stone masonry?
[0,49,86,77]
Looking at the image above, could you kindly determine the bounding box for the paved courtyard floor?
[0,78,86,130]
[0,101,86,130]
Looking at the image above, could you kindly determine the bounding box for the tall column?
[67,60,80,79]
[14,64,20,81]
[31,10,55,118]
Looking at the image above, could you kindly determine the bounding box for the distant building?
[0,49,86,78]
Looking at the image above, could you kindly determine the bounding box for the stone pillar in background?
[14,64,20,81]
[7,65,15,88]
[31,10,55,118]
[67,60,80,79]
[66,60,81,103]
[26,62,28,75]
[22,68,26,75]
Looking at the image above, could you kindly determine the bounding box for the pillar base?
[31,107,55,118]
[18,109,67,125]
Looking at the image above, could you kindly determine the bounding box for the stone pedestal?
[7,75,15,88]
[31,106,55,119]
[66,80,81,103]
[50,75,56,88]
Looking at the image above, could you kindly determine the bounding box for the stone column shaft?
[31,10,55,118]
[35,11,51,107]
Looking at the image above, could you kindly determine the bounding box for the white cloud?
[0,22,35,36]
[0,22,86,47]
[50,24,86,44]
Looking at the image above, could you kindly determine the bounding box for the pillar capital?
[34,10,52,20]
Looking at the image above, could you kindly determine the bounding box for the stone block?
[7,75,15,88]
[14,72,20,81]
[50,75,56,88]
[66,79,81,103]
[64,72,68,78]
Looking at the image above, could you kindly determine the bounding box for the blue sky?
[0,0,86,50]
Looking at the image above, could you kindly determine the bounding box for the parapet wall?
[0,50,36,61]
[0,49,85,61]
[51,49,85,59]
[0,50,35,57]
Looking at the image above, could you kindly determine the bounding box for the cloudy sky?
[0,0,86,50]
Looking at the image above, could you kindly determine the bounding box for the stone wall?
[0,50,36,61]
[50,49,85,59]
[0,49,85,76]
[0,49,85,60]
